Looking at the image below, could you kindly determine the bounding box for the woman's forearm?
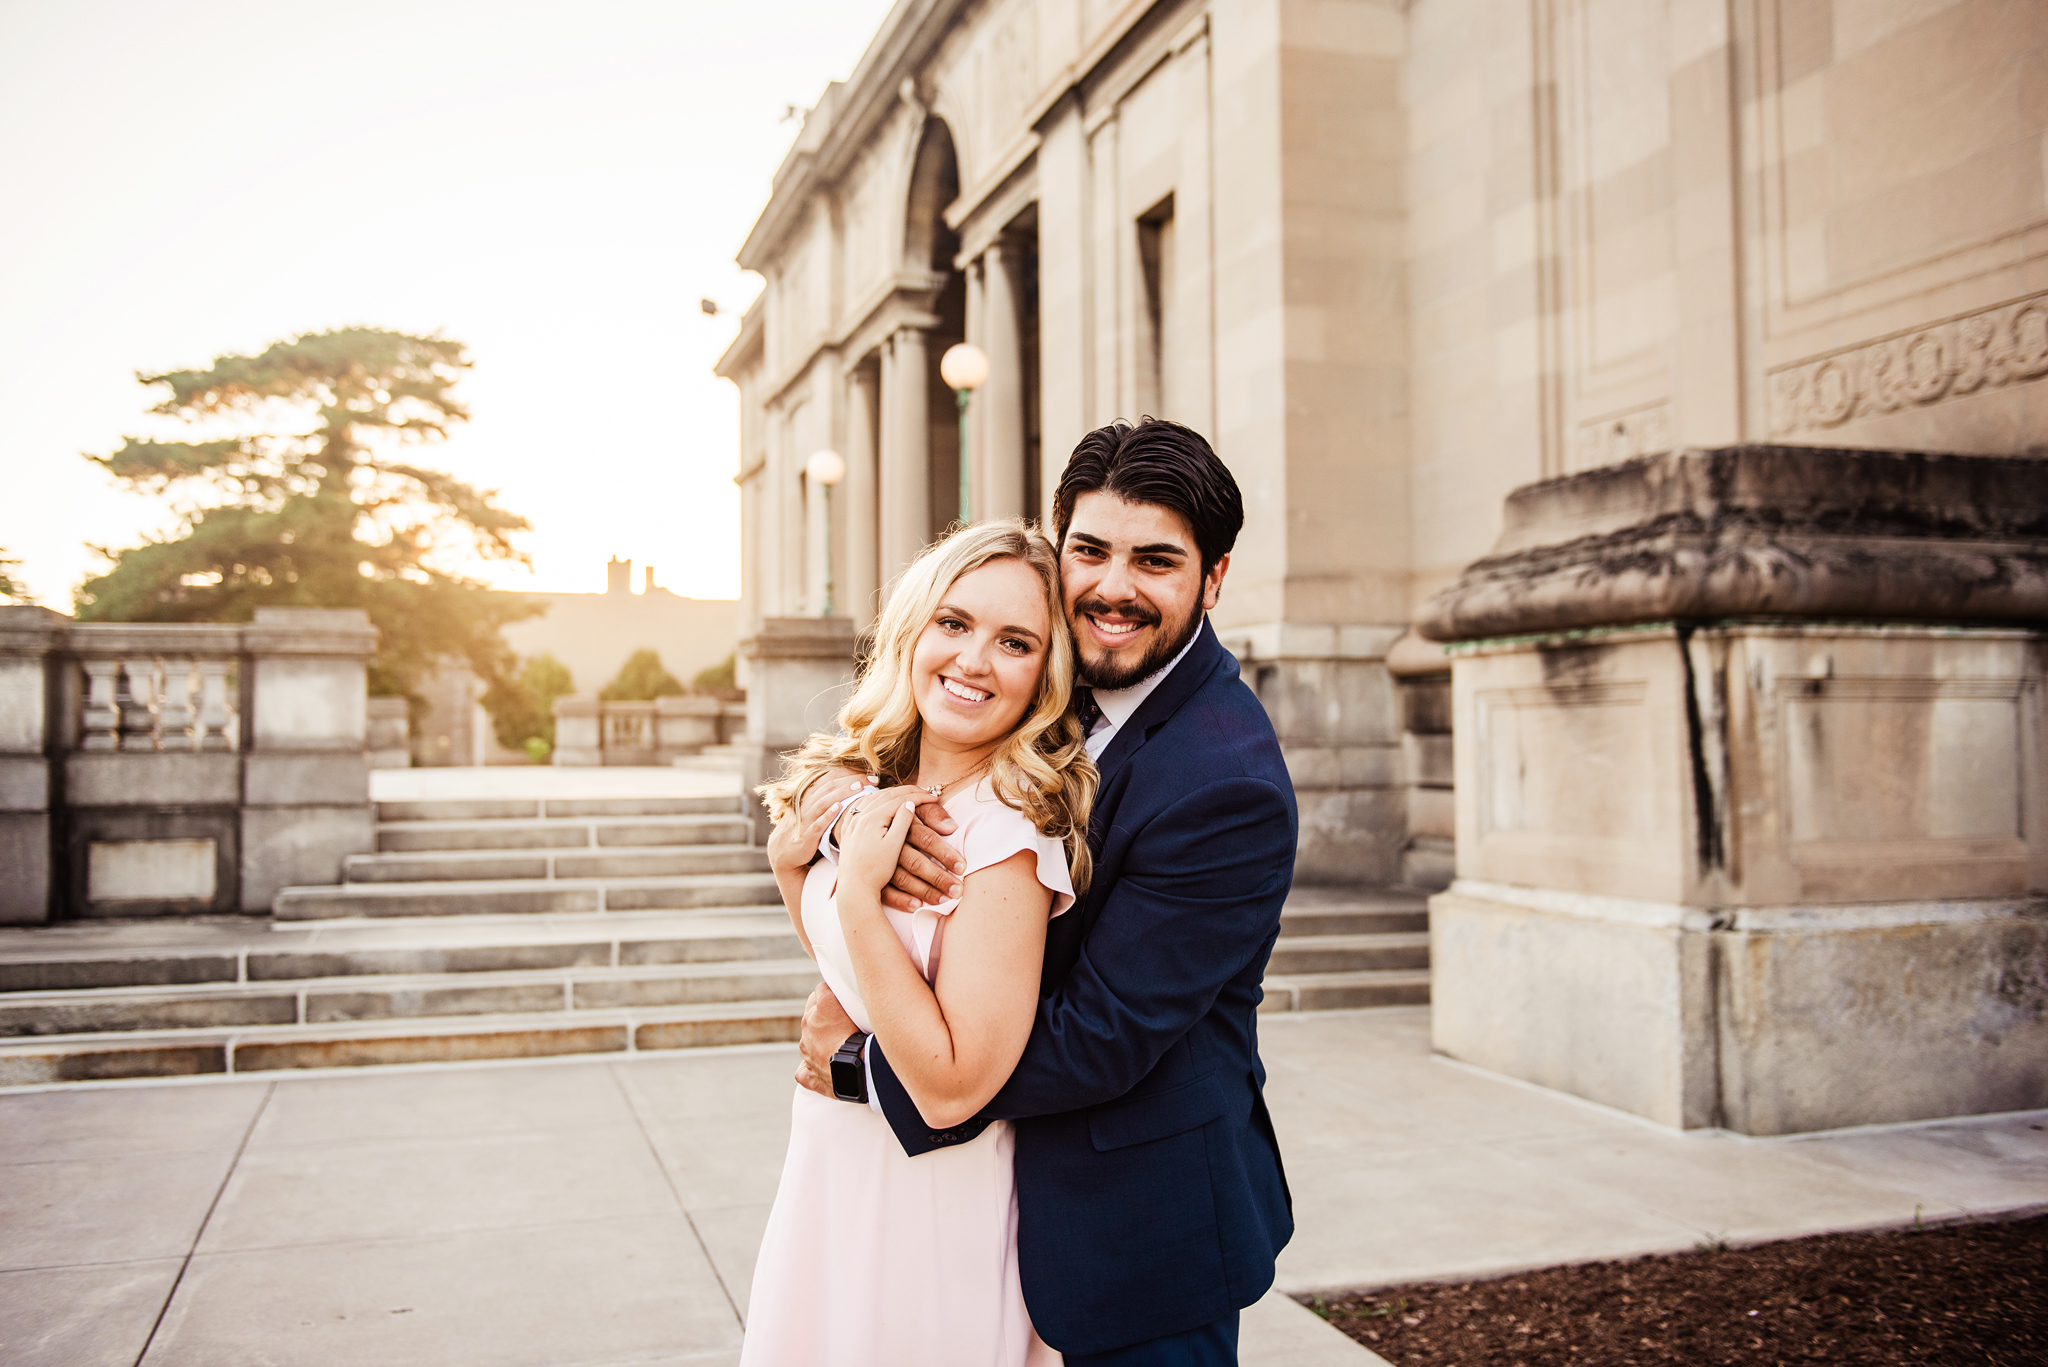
[835,887,983,1122]
[774,865,815,960]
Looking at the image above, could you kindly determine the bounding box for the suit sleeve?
[979,773,1294,1119]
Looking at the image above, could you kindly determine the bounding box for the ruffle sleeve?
[943,778,1076,920]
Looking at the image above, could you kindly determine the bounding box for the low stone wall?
[0,606,378,922]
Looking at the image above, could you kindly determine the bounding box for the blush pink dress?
[739,778,1074,1367]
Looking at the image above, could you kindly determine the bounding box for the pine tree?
[76,328,537,697]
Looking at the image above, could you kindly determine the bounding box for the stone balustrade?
[0,606,378,923]
[551,694,747,767]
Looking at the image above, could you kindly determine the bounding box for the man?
[796,418,1296,1365]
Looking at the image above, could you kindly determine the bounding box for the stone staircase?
[0,792,1428,1086]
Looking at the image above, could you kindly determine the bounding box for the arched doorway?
[905,118,966,539]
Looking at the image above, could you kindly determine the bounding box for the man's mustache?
[1073,597,1161,630]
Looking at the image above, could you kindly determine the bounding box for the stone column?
[736,617,859,843]
[963,259,985,520]
[551,697,601,766]
[980,242,1027,522]
[1418,446,2048,1135]
[239,607,378,912]
[878,327,930,588]
[843,365,880,629]
[0,607,63,923]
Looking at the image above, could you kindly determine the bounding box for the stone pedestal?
[736,617,859,843]
[236,609,378,913]
[551,698,602,767]
[0,608,64,924]
[366,697,411,768]
[655,695,723,754]
[1419,446,2048,1134]
[1218,623,1406,884]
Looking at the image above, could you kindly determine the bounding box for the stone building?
[717,0,2048,1132]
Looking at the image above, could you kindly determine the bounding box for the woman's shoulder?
[951,777,1075,907]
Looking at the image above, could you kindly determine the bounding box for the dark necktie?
[1073,686,1102,736]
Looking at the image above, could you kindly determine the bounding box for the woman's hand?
[836,791,922,903]
[766,785,853,877]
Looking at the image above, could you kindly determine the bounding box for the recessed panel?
[87,838,218,903]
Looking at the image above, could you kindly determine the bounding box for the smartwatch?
[829,1030,869,1104]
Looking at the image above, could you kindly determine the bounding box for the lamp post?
[805,448,846,617]
[939,341,989,525]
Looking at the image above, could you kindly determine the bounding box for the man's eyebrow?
[1066,532,1188,557]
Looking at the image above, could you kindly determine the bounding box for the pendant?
[924,783,944,798]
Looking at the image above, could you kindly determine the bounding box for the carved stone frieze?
[1769,294,2048,436]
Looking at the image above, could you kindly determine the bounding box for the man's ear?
[1202,553,1230,611]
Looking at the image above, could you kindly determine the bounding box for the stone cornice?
[0,608,378,660]
[1417,446,2048,641]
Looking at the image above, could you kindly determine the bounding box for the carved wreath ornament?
[1769,293,2048,435]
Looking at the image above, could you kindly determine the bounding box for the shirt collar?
[1088,618,1204,733]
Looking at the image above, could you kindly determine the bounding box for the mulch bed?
[1307,1213,2048,1366]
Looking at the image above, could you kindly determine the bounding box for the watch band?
[829,1030,869,1104]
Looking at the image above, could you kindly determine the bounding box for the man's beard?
[1074,595,1205,690]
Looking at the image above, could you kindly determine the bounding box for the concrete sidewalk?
[3,1008,2042,1366]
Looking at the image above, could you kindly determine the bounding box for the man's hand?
[796,982,858,1098]
[799,771,968,912]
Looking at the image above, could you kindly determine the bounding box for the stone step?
[343,844,772,884]
[0,910,800,993]
[374,795,743,823]
[1277,906,1429,937]
[374,814,752,853]
[1265,932,1430,975]
[1260,969,1432,1012]
[0,998,810,1086]
[0,957,824,1038]
[274,872,783,921]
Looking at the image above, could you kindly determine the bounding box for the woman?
[742,519,1096,1367]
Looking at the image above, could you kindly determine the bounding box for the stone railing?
[0,606,378,924]
[551,694,747,766]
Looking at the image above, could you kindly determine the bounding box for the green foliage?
[600,648,684,701]
[692,652,736,691]
[0,548,25,603]
[482,652,575,756]
[74,328,537,698]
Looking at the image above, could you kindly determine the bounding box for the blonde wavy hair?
[759,518,1096,893]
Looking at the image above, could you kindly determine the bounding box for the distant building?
[502,560,737,699]
[406,561,738,765]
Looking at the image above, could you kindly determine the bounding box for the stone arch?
[902,116,961,274]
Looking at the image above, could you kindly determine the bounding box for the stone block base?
[0,813,51,923]
[241,806,375,914]
[1431,881,2048,1134]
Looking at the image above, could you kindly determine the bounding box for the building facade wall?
[719,0,2048,885]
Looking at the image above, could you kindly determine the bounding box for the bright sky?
[0,0,896,606]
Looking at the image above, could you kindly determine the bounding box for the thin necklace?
[920,756,992,800]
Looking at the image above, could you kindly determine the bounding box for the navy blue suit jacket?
[869,619,1297,1356]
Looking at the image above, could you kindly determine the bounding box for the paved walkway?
[3,1008,2043,1366]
